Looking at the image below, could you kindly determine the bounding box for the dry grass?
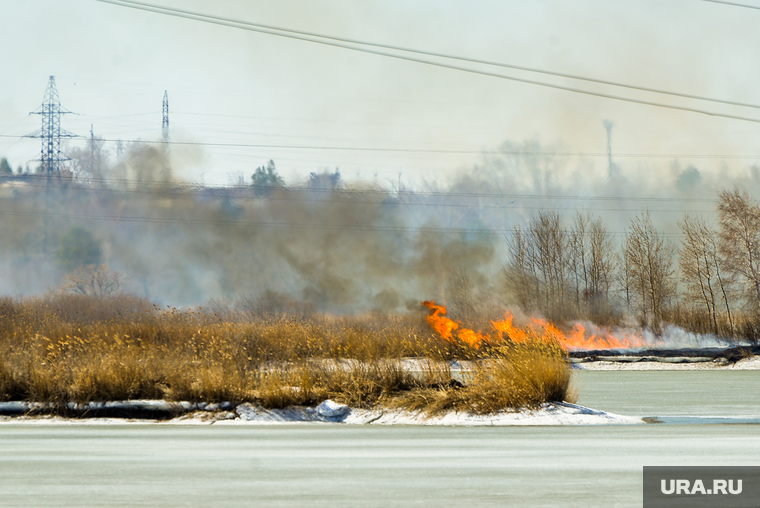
[390,341,575,415]
[0,294,575,414]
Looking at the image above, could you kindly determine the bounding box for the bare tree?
[569,212,617,318]
[679,215,734,334]
[569,212,590,314]
[447,268,483,324]
[528,210,570,320]
[621,237,632,313]
[505,212,571,319]
[69,133,110,183]
[506,211,615,322]
[504,225,538,311]
[625,212,676,330]
[587,217,618,313]
[61,265,126,297]
[717,189,760,310]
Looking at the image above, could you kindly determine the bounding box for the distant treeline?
[503,189,759,341]
[3,139,760,341]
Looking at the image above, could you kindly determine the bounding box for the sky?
[1,0,760,188]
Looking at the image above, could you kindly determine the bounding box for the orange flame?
[421,301,487,348]
[423,301,649,351]
[457,328,489,348]
[550,321,648,350]
[490,312,530,343]
[421,301,458,341]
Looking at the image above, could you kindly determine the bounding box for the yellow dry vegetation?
[0,294,574,414]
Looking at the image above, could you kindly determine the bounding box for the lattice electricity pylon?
[162,90,169,142]
[27,76,77,180]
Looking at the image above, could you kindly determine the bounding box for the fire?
[561,323,642,350]
[422,301,648,350]
[421,300,487,348]
[527,318,648,350]
[421,301,458,341]
[490,312,530,343]
[457,328,489,348]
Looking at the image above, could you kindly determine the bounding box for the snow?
[0,398,641,425]
[230,400,643,426]
[316,400,350,420]
[573,356,760,370]
[729,356,760,370]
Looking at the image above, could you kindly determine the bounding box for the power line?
[0,208,501,234]
[4,133,760,160]
[0,208,690,237]
[4,174,720,202]
[99,0,760,112]
[96,0,760,124]
[701,0,760,10]
[3,181,718,212]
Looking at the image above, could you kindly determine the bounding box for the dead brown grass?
[389,341,575,415]
[0,294,575,414]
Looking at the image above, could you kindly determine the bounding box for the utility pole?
[603,119,617,179]
[90,124,95,180]
[161,90,171,182]
[162,90,169,142]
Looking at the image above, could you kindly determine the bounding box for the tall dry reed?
[0,294,574,413]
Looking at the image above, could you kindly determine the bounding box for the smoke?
[0,141,500,311]
[1,134,759,319]
[451,136,760,239]
[570,320,737,350]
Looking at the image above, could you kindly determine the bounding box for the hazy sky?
[1,0,760,187]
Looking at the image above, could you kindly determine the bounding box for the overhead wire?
[99,0,760,112]
[95,0,760,124]
[700,0,760,10]
[14,3,753,215]
[1,180,718,212]
[0,208,691,237]
[3,133,760,160]
[3,174,720,202]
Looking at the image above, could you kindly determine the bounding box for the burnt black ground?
[569,344,760,362]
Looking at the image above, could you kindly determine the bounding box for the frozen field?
[1,370,759,507]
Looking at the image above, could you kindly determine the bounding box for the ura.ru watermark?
[660,478,742,495]
[643,466,760,508]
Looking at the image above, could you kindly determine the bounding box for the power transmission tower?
[27,76,77,181]
[162,90,169,142]
[25,76,78,256]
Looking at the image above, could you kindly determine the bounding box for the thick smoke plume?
[1,136,759,333]
[0,141,498,313]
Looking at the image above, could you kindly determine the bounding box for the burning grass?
[423,300,648,351]
[0,294,575,415]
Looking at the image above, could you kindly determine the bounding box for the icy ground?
[573,355,760,370]
[227,400,644,426]
[0,400,643,425]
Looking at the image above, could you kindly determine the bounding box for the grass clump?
[390,341,574,415]
[0,293,575,415]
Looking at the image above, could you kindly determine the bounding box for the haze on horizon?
[2,0,760,313]
[0,0,759,188]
